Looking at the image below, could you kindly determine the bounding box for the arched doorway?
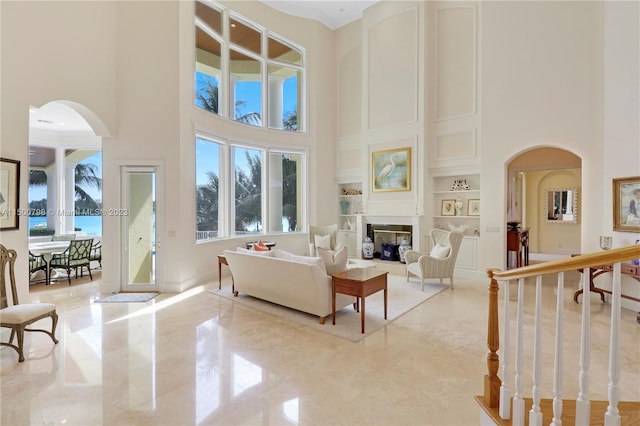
[28,101,108,284]
[507,147,582,261]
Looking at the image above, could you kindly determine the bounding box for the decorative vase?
[634,239,639,265]
[362,237,374,259]
[454,198,464,216]
[340,200,349,215]
[599,236,612,250]
[398,239,411,263]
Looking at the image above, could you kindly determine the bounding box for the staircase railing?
[481,245,640,425]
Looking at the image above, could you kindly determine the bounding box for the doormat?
[94,292,159,303]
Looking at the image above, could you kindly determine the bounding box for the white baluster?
[604,263,621,426]
[513,278,525,425]
[499,280,512,419]
[576,268,592,425]
[551,272,565,426]
[529,275,543,426]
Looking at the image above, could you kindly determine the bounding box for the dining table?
[29,241,71,285]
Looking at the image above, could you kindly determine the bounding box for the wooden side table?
[331,268,388,333]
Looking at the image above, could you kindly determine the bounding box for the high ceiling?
[259,0,378,30]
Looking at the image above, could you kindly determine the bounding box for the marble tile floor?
[1,269,639,425]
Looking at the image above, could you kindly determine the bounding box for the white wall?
[1,1,117,301]
[481,1,605,270]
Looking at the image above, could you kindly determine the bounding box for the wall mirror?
[545,188,578,224]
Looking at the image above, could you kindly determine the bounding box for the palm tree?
[282,156,297,231]
[235,151,262,232]
[29,163,102,210]
[196,171,219,232]
[196,75,219,113]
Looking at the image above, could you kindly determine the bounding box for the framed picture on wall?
[468,199,480,216]
[441,200,456,216]
[0,158,20,231]
[371,147,411,192]
[613,176,640,233]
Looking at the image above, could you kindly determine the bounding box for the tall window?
[268,151,303,232]
[195,138,221,241]
[195,1,223,116]
[194,1,305,132]
[233,146,262,235]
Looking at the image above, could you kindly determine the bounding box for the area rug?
[210,275,448,342]
[94,292,159,303]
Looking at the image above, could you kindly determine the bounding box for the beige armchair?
[1,244,58,362]
[405,229,464,291]
[308,224,344,256]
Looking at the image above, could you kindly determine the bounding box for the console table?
[507,228,529,269]
[573,262,640,323]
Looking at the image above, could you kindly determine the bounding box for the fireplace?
[366,223,413,259]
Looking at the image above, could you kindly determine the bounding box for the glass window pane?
[195,29,222,115]
[267,65,300,131]
[195,2,222,36]
[196,138,221,241]
[268,152,303,233]
[230,17,261,55]
[233,146,262,235]
[268,36,302,65]
[74,151,102,236]
[231,49,262,126]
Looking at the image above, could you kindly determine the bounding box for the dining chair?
[49,239,94,285]
[89,241,102,269]
[1,244,58,362]
[29,251,48,282]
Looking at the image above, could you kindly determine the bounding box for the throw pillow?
[253,240,270,251]
[317,246,348,275]
[430,243,451,258]
[314,234,332,250]
[273,249,327,274]
[236,247,274,257]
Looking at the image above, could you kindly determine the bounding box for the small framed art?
[0,158,20,231]
[468,199,480,216]
[441,199,456,216]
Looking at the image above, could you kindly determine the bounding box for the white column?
[44,168,57,231]
[268,75,284,129]
[230,75,237,119]
[64,161,77,233]
[54,147,66,234]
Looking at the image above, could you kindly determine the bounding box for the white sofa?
[223,249,356,324]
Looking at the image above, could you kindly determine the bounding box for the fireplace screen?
[366,224,412,259]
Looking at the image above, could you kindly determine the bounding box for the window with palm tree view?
[194,0,303,131]
[29,150,102,236]
[195,136,304,242]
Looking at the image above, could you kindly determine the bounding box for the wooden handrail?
[483,245,640,413]
[489,245,640,281]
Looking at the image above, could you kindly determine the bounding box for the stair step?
[475,396,640,426]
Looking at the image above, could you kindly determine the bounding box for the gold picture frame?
[468,199,480,216]
[372,147,411,192]
[441,199,456,216]
[613,176,640,233]
[0,158,20,231]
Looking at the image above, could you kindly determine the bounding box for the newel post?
[485,269,502,408]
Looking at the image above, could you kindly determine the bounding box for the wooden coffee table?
[331,268,388,333]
